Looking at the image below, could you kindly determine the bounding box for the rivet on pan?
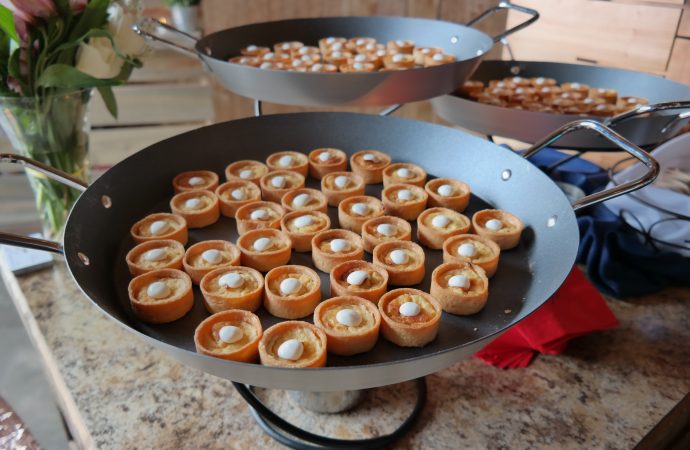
[501,169,512,181]
[510,66,520,75]
[101,195,112,209]
[547,215,558,228]
[450,36,459,44]
[78,252,90,266]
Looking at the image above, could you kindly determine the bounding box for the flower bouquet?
[0,0,147,239]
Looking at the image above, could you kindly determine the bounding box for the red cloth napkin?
[474,267,618,368]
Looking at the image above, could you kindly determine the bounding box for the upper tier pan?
[431,60,690,151]
[134,3,538,107]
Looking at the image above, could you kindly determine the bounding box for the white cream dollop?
[485,219,503,231]
[346,270,369,286]
[277,339,303,361]
[246,44,258,51]
[351,203,369,216]
[432,53,444,61]
[362,153,377,162]
[353,62,365,70]
[389,249,409,265]
[253,237,272,252]
[293,215,315,228]
[147,281,170,299]
[336,308,362,327]
[231,188,246,200]
[431,215,451,228]
[188,176,204,186]
[437,184,454,197]
[219,272,243,289]
[239,169,253,179]
[279,277,301,296]
[376,223,396,237]
[318,151,332,162]
[271,175,286,188]
[354,54,367,62]
[396,168,412,178]
[392,54,405,62]
[330,238,349,253]
[397,189,413,201]
[184,198,203,210]
[149,220,170,236]
[448,274,470,289]
[292,193,310,207]
[144,248,166,261]
[278,155,294,167]
[202,249,222,264]
[399,301,420,317]
[250,209,269,220]
[218,325,243,344]
[458,243,477,257]
[334,175,349,189]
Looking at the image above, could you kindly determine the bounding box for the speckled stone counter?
[2,260,689,450]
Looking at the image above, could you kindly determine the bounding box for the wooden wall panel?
[666,38,690,84]
[679,3,690,38]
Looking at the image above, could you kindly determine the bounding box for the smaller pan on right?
[431,60,690,151]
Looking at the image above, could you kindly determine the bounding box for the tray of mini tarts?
[280,187,328,213]
[442,233,500,278]
[382,183,429,220]
[311,228,364,273]
[200,266,265,313]
[172,170,220,193]
[308,148,347,180]
[430,261,489,315]
[259,169,306,202]
[225,160,269,186]
[194,310,263,362]
[263,265,321,319]
[126,239,185,276]
[314,296,381,356]
[130,212,188,245]
[235,201,285,235]
[373,240,426,286]
[169,189,221,228]
[338,195,385,233]
[280,210,331,252]
[471,209,524,250]
[350,150,392,184]
[265,151,309,176]
[382,162,427,188]
[378,288,442,347]
[320,171,365,206]
[237,228,292,272]
[182,240,241,284]
[425,178,471,212]
[216,179,262,218]
[259,321,327,368]
[329,260,388,302]
[417,207,471,249]
[361,216,412,253]
[128,268,194,324]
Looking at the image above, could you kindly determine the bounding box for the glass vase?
[0,90,92,241]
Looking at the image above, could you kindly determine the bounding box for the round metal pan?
[134,3,538,107]
[0,113,657,391]
[431,60,690,151]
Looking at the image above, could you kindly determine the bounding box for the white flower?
[75,37,124,79]
[107,3,147,57]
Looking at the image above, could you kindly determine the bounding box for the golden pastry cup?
[237,228,292,272]
[329,260,389,302]
[442,234,501,278]
[259,170,306,203]
[381,183,428,221]
[200,266,264,313]
[314,296,381,356]
[378,288,442,348]
[266,151,309,177]
[423,53,456,67]
[413,47,442,65]
[321,171,366,207]
[263,265,321,319]
[229,56,261,67]
[350,150,391,185]
[241,46,270,57]
[130,213,188,246]
[280,210,331,252]
[382,163,427,188]
[128,268,194,324]
[281,188,328,214]
[126,239,185,276]
[425,178,471,212]
[340,62,377,72]
[172,170,219,194]
[169,189,221,229]
[259,321,327,368]
[307,148,348,180]
[235,201,285,235]
[194,309,263,362]
[386,40,415,54]
[182,240,241,284]
[373,240,425,286]
[348,55,382,69]
[416,207,471,250]
[361,216,412,253]
[382,54,415,69]
[430,262,489,316]
[225,160,269,186]
[311,229,365,273]
[338,195,385,233]
[216,180,262,218]
[472,209,524,250]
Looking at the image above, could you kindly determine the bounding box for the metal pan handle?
[521,120,660,212]
[466,1,539,44]
[132,17,199,57]
[606,100,690,135]
[0,153,88,254]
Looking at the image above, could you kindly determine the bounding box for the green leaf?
[0,5,19,43]
[67,0,109,41]
[97,85,118,118]
[36,64,123,89]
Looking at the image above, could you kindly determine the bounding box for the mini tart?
[425,178,471,212]
[229,56,261,67]
[194,310,263,362]
[216,180,262,218]
[338,195,385,233]
[378,288,442,348]
[340,62,376,72]
[281,188,328,214]
[308,63,338,73]
[263,265,321,319]
[430,262,489,315]
[307,148,348,180]
[387,39,415,54]
[329,260,388,302]
[235,201,285,235]
[169,189,220,228]
[241,45,270,57]
[382,183,428,221]
[382,53,415,69]
[324,50,353,66]
[350,150,392,184]
[259,321,327,368]
[182,240,241,284]
[266,151,309,177]
[314,296,381,356]
[373,240,425,286]
[200,266,264,313]
[382,163,427,188]
[413,47,442,65]
[417,207,471,250]
[423,53,456,67]
[237,228,292,272]
[126,239,185,276]
[472,209,524,250]
[319,37,346,53]
[311,229,364,273]
[172,170,219,193]
[443,234,500,278]
[280,210,331,252]
[274,41,304,54]
[361,216,412,253]
[225,160,269,186]
[128,268,193,324]
[321,171,366,207]
[259,170,306,203]
[130,213,188,245]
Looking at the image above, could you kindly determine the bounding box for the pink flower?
[69,0,86,13]
[8,0,56,19]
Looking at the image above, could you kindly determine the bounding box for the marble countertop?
[2,259,689,450]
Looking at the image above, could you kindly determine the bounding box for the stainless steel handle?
[133,17,199,57]
[0,153,89,254]
[466,1,540,44]
[606,100,690,133]
[522,120,660,211]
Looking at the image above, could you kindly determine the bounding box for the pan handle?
[606,100,690,136]
[0,153,89,254]
[466,2,539,44]
[132,17,199,57]
[521,120,660,211]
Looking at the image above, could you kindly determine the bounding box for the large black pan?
[432,60,690,150]
[134,3,538,107]
[0,113,658,391]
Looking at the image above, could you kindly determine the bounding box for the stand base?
[287,389,366,414]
